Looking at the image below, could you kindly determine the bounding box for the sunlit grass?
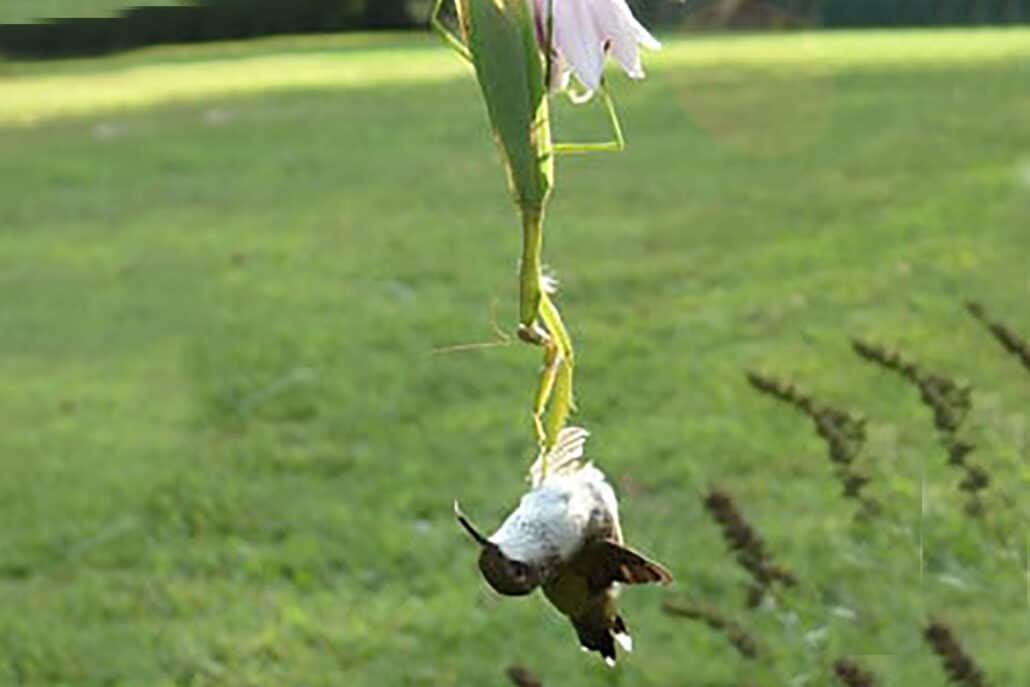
[2,28,1028,126]
[661,26,1030,70]
[0,40,467,126]
[1,28,1029,686]
[0,0,187,24]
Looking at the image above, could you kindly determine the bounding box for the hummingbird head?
[454,502,540,596]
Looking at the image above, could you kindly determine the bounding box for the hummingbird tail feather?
[613,616,633,652]
[529,426,589,486]
[572,615,618,666]
[572,610,631,665]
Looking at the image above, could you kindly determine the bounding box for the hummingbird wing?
[544,538,670,666]
[572,539,673,591]
[529,426,589,487]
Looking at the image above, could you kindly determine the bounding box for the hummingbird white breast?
[454,425,673,666]
[489,434,621,569]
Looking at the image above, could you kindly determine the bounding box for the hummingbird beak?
[453,500,491,547]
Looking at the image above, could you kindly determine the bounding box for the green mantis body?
[431,0,624,461]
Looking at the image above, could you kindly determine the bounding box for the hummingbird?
[455,426,672,665]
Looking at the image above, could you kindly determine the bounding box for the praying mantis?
[430,0,626,462]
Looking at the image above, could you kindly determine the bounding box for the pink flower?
[531,0,661,96]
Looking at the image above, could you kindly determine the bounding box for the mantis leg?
[531,341,562,446]
[516,208,546,346]
[552,83,626,154]
[430,0,472,63]
[538,0,622,154]
[515,206,555,446]
[527,293,574,468]
[539,292,574,446]
[516,207,575,457]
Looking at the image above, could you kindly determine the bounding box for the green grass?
[2,28,1029,686]
[1,1,188,24]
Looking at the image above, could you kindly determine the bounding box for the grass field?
[2,28,1030,686]
[0,1,187,24]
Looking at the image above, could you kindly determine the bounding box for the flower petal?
[552,0,607,91]
[589,2,643,79]
[531,0,659,94]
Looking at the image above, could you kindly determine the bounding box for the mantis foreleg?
[516,207,546,346]
[517,205,575,454]
[528,293,574,461]
[531,341,561,444]
[539,291,574,443]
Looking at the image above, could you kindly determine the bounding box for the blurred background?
[1,2,1029,686]
[2,0,1029,56]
